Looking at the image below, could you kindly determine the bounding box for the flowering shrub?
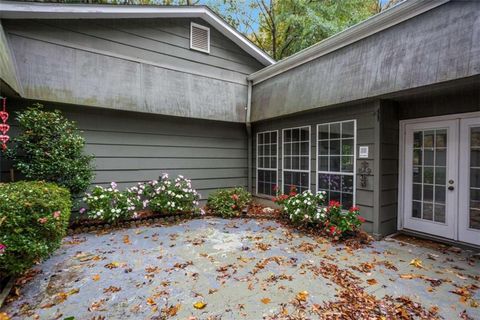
[283,190,327,224]
[324,202,364,239]
[83,182,133,223]
[125,180,159,211]
[146,174,200,214]
[278,189,365,239]
[207,187,252,218]
[81,175,200,222]
[0,181,71,276]
[272,185,297,206]
[6,104,94,196]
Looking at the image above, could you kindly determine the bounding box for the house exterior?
[1,0,479,247]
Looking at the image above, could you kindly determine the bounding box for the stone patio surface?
[1,217,479,319]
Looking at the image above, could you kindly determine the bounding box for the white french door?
[459,117,480,246]
[403,120,458,239]
[401,113,480,246]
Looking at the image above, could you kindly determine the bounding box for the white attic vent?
[190,22,210,53]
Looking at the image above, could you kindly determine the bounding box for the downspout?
[246,80,253,193]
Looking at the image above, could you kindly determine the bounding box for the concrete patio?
[1,217,479,319]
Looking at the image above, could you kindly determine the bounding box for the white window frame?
[256,130,279,197]
[316,120,357,208]
[190,22,210,54]
[282,126,311,194]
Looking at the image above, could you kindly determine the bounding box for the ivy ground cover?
[1,218,479,319]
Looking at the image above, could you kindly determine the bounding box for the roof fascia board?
[0,1,275,66]
[248,0,450,84]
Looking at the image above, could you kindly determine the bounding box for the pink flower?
[358,216,366,223]
[79,207,86,214]
[110,182,118,189]
[0,243,6,254]
[38,217,48,224]
[231,194,239,201]
[53,211,61,219]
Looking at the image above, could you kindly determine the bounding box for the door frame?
[458,117,480,245]
[398,111,480,242]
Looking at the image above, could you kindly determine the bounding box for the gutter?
[246,80,253,193]
[247,0,449,84]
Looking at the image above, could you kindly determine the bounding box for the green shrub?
[82,182,133,223]
[7,104,94,196]
[0,181,71,276]
[207,187,252,218]
[324,202,364,239]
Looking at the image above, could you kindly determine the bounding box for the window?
[317,120,356,209]
[282,126,310,193]
[190,22,210,53]
[257,131,278,196]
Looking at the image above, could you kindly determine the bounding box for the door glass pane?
[411,128,448,223]
[470,127,480,230]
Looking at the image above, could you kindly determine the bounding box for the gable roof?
[0,1,275,66]
[248,0,450,84]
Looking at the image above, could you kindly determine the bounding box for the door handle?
[448,185,454,191]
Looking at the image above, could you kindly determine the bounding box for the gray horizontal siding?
[2,16,265,122]
[252,102,377,233]
[0,100,248,201]
[251,1,480,121]
[0,21,21,94]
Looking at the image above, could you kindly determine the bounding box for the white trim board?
[0,1,275,66]
[248,0,450,84]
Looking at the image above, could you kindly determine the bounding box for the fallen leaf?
[163,304,181,317]
[103,286,121,293]
[0,313,10,320]
[193,301,207,309]
[123,235,131,244]
[92,274,100,281]
[261,298,271,304]
[367,279,378,285]
[400,274,421,279]
[410,258,423,269]
[89,299,107,311]
[256,243,271,251]
[104,262,120,269]
[296,291,309,301]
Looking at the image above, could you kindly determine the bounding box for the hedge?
[0,181,71,276]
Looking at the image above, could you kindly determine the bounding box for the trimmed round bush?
[7,104,94,196]
[207,187,252,218]
[0,181,71,276]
